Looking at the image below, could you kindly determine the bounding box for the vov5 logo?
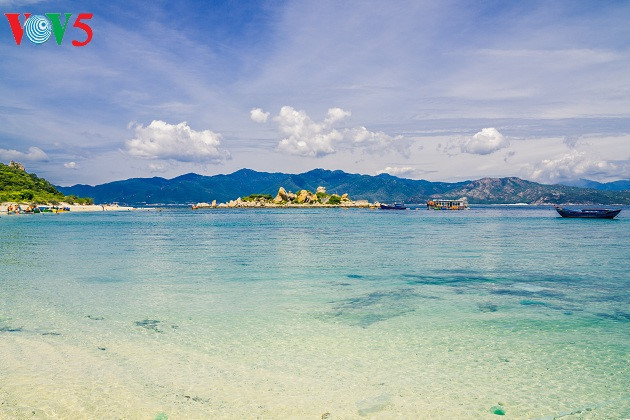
[5,13,93,46]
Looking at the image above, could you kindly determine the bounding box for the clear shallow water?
[0,206,628,418]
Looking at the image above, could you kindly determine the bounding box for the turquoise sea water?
[0,206,628,418]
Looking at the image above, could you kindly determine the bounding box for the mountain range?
[56,169,630,205]
[560,179,630,191]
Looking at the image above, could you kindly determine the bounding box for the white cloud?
[529,151,630,183]
[250,108,270,123]
[148,162,168,172]
[460,128,509,155]
[125,120,229,163]
[274,106,343,157]
[348,126,410,157]
[0,146,49,162]
[377,166,416,177]
[324,107,351,125]
[64,161,78,169]
[268,106,405,157]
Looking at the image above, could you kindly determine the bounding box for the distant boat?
[427,198,469,210]
[380,202,407,210]
[554,205,621,219]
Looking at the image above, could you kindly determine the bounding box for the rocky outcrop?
[201,185,372,209]
[9,161,25,171]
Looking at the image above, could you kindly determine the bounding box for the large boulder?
[297,190,310,203]
[278,187,289,201]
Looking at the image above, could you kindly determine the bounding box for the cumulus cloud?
[460,128,509,155]
[272,106,340,156]
[324,107,351,125]
[348,126,407,155]
[255,106,406,157]
[125,120,229,163]
[250,108,270,123]
[0,146,49,162]
[64,161,78,169]
[529,151,630,183]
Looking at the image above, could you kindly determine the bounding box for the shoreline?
[1,203,137,212]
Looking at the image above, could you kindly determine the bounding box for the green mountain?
[0,161,93,204]
[57,168,630,205]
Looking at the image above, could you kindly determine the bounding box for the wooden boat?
[427,198,469,210]
[554,205,621,219]
[380,202,407,210]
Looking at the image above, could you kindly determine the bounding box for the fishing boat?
[380,202,407,210]
[427,198,469,210]
[554,205,621,219]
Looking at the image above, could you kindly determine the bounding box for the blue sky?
[1,0,629,185]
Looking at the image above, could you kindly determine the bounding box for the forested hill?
[0,161,92,204]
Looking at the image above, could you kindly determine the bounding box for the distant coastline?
[1,203,136,213]
[58,168,630,206]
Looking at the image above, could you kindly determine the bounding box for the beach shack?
[427,197,469,210]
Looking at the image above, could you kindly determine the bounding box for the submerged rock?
[478,302,498,312]
[356,394,391,416]
[0,326,22,333]
[135,319,162,333]
[490,405,506,415]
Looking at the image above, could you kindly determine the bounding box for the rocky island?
[192,186,374,209]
